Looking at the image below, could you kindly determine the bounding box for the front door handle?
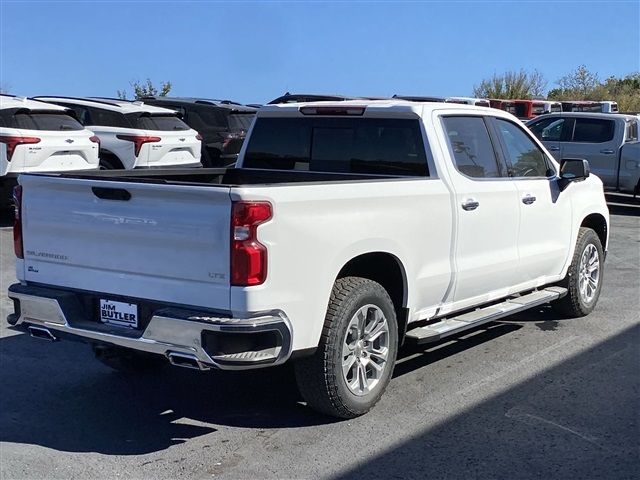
[547,146,560,151]
[522,195,537,205]
[600,149,615,154]
[461,199,480,211]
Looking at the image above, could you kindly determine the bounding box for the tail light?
[116,134,161,156]
[0,135,41,161]
[13,185,23,259]
[196,133,203,141]
[89,135,100,145]
[220,132,244,150]
[231,201,272,286]
[299,106,366,116]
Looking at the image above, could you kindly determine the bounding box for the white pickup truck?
[8,101,609,418]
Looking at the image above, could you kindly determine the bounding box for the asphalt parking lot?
[0,195,638,480]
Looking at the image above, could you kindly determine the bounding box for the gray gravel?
[0,196,638,480]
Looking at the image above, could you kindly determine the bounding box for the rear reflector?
[230,202,272,286]
[13,185,23,259]
[299,106,366,116]
[116,134,161,156]
[0,135,41,161]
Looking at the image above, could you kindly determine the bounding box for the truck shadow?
[0,308,556,456]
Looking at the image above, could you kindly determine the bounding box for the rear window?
[129,114,190,131]
[10,111,83,131]
[243,117,428,176]
[228,112,255,132]
[572,118,615,143]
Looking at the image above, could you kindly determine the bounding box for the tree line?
[473,65,640,111]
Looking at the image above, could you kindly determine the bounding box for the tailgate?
[146,130,201,166]
[19,174,232,310]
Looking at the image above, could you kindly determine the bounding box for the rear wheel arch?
[99,150,125,170]
[335,252,409,341]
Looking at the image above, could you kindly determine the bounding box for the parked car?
[0,95,99,207]
[490,99,517,115]
[392,94,446,102]
[527,112,639,194]
[33,96,202,170]
[445,97,491,107]
[561,101,619,113]
[491,99,562,120]
[141,97,257,167]
[9,101,609,419]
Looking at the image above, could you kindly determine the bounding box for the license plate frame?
[99,299,139,328]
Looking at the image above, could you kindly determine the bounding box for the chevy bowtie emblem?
[179,138,185,142]
[65,139,74,144]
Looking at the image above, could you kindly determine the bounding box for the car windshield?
[10,111,84,131]
[129,114,190,131]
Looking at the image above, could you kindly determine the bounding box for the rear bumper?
[8,283,292,370]
[134,162,202,169]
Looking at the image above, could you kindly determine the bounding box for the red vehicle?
[490,99,562,120]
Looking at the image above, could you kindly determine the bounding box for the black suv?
[141,97,257,167]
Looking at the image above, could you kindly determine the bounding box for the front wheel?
[294,277,398,418]
[552,227,604,317]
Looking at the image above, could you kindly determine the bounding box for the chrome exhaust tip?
[28,325,57,342]
[166,351,209,371]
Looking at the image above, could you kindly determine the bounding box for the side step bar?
[405,287,567,345]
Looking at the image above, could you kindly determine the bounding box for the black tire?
[294,277,398,419]
[99,153,124,170]
[552,227,604,318]
[92,345,167,373]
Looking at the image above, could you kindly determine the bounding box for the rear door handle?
[600,149,615,154]
[461,199,480,211]
[547,146,560,151]
[522,195,537,205]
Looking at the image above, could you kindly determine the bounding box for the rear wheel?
[93,345,167,373]
[552,227,604,317]
[294,277,398,418]
[99,153,124,170]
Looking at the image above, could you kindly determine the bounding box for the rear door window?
[87,107,129,128]
[442,116,503,178]
[11,111,84,131]
[243,117,428,176]
[129,114,190,131]
[571,118,615,143]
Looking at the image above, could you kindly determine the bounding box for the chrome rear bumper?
[8,284,292,370]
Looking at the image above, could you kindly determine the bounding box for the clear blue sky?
[1,1,638,104]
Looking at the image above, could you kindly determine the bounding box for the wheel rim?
[341,304,390,396]
[578,243,600,303]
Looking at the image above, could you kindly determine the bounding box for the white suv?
[1,95,99,206]
[34,96,202,170]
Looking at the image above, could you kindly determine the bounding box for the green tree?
[473,69,547,99]
[547,65,600,100]
[548,68,640,111]
[117,78,172,100]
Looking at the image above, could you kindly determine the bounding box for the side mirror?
[559,158,590,190]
